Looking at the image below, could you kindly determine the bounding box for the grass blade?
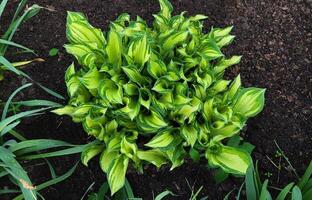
[19,70,64,99]
[97,181,109,200]
[124,178,135,198]
[0,57,64,100]
[276,182,294,200]
[9,139,73,154]
[45,159,56,179]
[1,4,42,55]
[259,180,271,200]
[1,120,20,136]
[154,190,174,200]
[0,170,9,178]
[13,162,79,200]
[246,165,257,200]
[0,146,37,200]
[13,100,62,108]
[0,55,20,75]
[224,189,234,200]
[0,107,50,134]
[0,189,20,195]
[19,144,87,160]
[11,0,27,22]
[291,186,302,200]
[8,130,27,141]
[1,83,33,120]
[302,187,312,200]
[80,182,95,200]
[298,160,312,189]
[302,179,312,193]
[0,0,8,19]
[0,39,34,54]
[235,182,244,200]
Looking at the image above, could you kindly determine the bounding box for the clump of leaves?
[0,0,42,80]
[54,0,265,194]
[0,83,87,200]
[241,160,312,200]
[87,179,174,200]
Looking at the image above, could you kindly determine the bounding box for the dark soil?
[1,0,312,199]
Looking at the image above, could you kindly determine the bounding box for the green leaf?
[81,67,101,91]
[158,0,173,19]
[154,190,174,200]
[66,11,105,48]
[67,11,86,23]
[206,145,252,175]
[276,182,294,200]
[0,147,36,200]
[214,168,229,184]
[200,40,223,60]
[292,186,302,200]
[147,60,167,79]
[239,142,255,154]
[212,26,233,38]
[152,78,174,94]
[115,96,140,120]
[137,149,168,168]
[217,35,235,48]
[189,14,208,21]
[298,160,312,189]
[194,69,213,90]
[0,107,49,135]
[181,125,198,147]
[120,137,137,159]
[9,139,73,154]
[64,44,93,64]
[128,34,150,67]
[145,130,174,148]
[13,162,79,200]
[259,180,272,200]
[210,80,230,94]
[0,0,8,18]
[302,186,312,200]
[81,144,103,166]
[302,179,312,193]
[0,4,42,55]
[214,56,242,74]
[228,75,241,100]
[100,149,119,173]
[52,105,75,116]
[137,110,168,133]
[0,39,34,54]
[139,88,152,109]
[106,29,122,67]
[107,155,129,195]
[211,122,242,141]
[0,55,20,75]
[122,66,149,86]
[189,147,200,162]
[163,31,188,51]
[99,79,123,104]
[1,83,32,120]
[203,98,214,121]
[233,88,266,118]
[49,48,59,56]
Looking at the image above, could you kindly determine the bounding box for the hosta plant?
[54,0,265,194]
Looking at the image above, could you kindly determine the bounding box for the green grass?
[238,160,312,200]
[86,178,175,200]
[0,84,88,200]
